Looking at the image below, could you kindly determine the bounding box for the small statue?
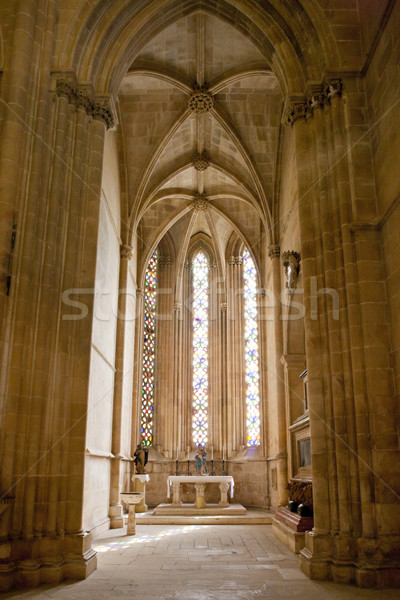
[134,441,149,474]
[195,445,207,474]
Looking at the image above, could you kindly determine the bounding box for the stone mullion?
[109,247,131,529]
[235,259,246,449]
[227,259,242,453]
[208,265,218,452]
[268,250,288,505]
[293,116,332,542]
[180,265,191,453]
[219,303,227,459]
[330,94,383,542]
[257,288,268,461]
[154,260,173,453]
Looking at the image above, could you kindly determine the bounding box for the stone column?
[219,482,230,507]
[268,245,288,506]
[0,61,115,588]
[109,244,133,528]
[171,481,182,506]
[226,256,245,453]
[289,79,400,586]
[195,483,206,509]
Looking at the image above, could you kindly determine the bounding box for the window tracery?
[192,251,209,446]
[243,249,261,446]
[141,250,158,446]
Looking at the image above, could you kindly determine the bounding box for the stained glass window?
[141,250,158,446]
[243,249,260,446]
[192,251,209,446]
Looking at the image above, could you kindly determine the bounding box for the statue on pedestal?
[195,445,207,474]
[134,441,149,474]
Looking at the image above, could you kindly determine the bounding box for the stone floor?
[4,524,400,599]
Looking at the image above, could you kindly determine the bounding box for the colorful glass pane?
[141,250,157,446]
[243,249,261,446]
[192,252,209,446]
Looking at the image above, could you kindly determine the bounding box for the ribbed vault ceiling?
[119,11,284,272]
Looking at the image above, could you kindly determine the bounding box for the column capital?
[136,288,144,299]
[174,302,182,312]
[55,78,115,129]
[286,79,343,126]
[120,244,133,260]
[220,302,227,312]
[268,244,280,259]
[159,255,174,267]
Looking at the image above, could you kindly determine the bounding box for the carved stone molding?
[193,193,209,211]
[174,302,182,312]
[56,79,115,129]
[281,251,301,294]
[286,79,343,126]
[159,255,174,267]
[228,255,243,266]
[220,303,227,312]
[120,244,133,260]
[193,150,210,171]
[268,244,280,259]
[136,288,144,299]
[325,79,343,102]
[286,101,309,126]
[188,87,213,113]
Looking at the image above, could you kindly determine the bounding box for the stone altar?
[153,475,245,515]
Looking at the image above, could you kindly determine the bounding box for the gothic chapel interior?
[0,0,399,592]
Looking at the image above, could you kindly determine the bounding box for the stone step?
[133,507,274,525]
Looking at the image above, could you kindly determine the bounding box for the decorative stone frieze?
[158,255,174,267]
[286,79,343,126]
[188,87,213,113]
[228,255,243,266]
[193,150,210,171]
[268,244,280,259]
[325,79,343,102]
[120,244,133,260]
[286,101,309,126]
[281,251,301,294]
[56,79,115,129]
[193,193,209,211]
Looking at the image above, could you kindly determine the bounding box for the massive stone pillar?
[0,2,115,583]
[289,79,400,587]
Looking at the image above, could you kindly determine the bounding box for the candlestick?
[211,446,213,460]
[176,447,178,460]
[222,458,225,476]
[175,458,178,476]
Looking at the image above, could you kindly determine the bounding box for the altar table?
[167,475,234,508]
